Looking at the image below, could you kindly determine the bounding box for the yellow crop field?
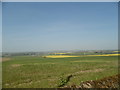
[87,54,120,57]
[44,55,80,58]
[53,53,67,55]
[44,54,120,58]
[113,51,120,52]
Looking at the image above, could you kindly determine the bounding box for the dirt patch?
[11,64,23,67]
[73,68,104,75]
[2,58,11,62]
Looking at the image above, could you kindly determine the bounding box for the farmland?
[2,52,118,88]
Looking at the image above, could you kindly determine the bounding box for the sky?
[2,2,118,52]
[0,2,2,53]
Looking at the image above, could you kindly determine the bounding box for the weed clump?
[58,75,72,87]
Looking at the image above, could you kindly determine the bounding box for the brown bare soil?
[64,74,120,88]
[2,58,11,62]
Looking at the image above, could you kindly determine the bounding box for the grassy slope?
[2,56,118,88]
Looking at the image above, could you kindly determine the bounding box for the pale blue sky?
[0,2,2,52]
[2,2,118,52]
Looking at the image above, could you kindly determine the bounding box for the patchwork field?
[2,55,118,88]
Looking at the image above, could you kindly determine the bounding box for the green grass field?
[2,56,118,88]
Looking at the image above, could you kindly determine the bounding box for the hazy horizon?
[2,2,118,52]
[2,49,118,53]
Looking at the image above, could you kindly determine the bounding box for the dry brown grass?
[2,58,11,62]
[11,64,23,67]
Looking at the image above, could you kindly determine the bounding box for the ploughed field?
[3,55,118,88]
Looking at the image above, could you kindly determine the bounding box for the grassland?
[2,55,118,88]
